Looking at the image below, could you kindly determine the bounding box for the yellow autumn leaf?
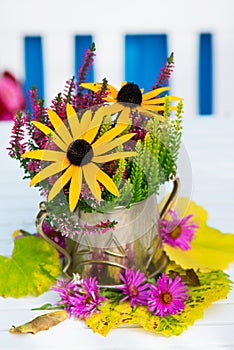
[159,196,208,227]
[160,197,234,271]
[86,270,232,337]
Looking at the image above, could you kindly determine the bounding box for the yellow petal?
[117,106,131,125]
[80,82,119,102]
[30,158,70,186]
[82,163,102,201]
[93,133,136,156]
[142,86,170,101]
[106,84,119,99]
[69,166,82,211]
[22,150,66,162]
[80,82,103,93]
[82,126,100,144]
[47,109,73,145]
[80,107,108,144]
[93,151,137,163]
[66,104,81,139]
[92,123,128,147]
[169,106,180,111]
[48,165,74,202]
[101,103,124,115]
[32,121,67,152]
[143,105,166,112]
[144,105,179,112]
[142,95,182,105]
[32,121,54,136]
[103,96,117,103]
[79,109,92,136]
[135,106,164,120]
[96,169,119,197]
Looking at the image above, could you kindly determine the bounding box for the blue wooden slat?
[125,34,168,92]
[24,36,44,110]
[74,35,94,81]
[199,33,213,115]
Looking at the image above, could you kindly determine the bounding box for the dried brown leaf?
[9,310,68,334]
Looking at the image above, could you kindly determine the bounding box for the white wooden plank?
[0,322,234,350]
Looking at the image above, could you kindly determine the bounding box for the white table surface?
[0,117,234,350]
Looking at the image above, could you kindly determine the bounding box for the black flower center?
[160,291,173,305]
[117,83,142,105]
[170,225,182,239]
[67,139,94,166]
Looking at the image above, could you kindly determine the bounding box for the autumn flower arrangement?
[6,43,234,337]
[8,43,184,237]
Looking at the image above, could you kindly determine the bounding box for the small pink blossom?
[148,273,189,317]
[160,209,198,250]
[118,268,150,307]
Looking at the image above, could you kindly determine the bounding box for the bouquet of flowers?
[6,43,234,337]
[8,43,183,235]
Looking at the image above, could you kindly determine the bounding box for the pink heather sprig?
[27,88,48,149]
[28,87,47,123]
[50,93,66,120]
[77,43,96,84]
[7,112,27,159]
[73,78,109,111]
[51,212,117,238]
[128,112,149,143]
[152,52,175,89]
[50,76,76,121]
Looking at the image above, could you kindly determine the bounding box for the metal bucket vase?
[36,178,179,288]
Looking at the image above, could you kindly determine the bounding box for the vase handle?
[159,176,180,220]
[35,201,72,276]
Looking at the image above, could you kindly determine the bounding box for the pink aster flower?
[53,276,106,320]
[160,209,198,250]
[68,277,106,319]
[148,273,189,317]
[118,268,150,307]
[52,278,80,308]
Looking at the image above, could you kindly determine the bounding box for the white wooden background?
[0,0,234,117]
[0,116,234,349]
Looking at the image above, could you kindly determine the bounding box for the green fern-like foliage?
[125,100,183,205]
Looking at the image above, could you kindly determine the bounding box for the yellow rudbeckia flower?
[80,81,182,119]
[22,104,137,212]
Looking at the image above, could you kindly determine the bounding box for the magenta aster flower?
[53,276,106,319]
[118,268,150,307]
[52,278,79,309]
[69,276,106,319]
[160,209,198,250]
[148,273,189,317]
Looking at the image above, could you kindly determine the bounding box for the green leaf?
[0,236,61,298]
